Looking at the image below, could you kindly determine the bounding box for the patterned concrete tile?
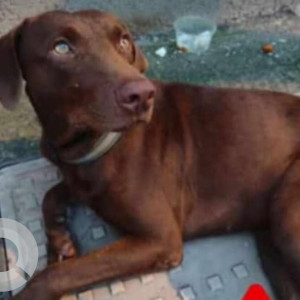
[0,159,276,300]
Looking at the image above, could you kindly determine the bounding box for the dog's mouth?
[56,124,125,162]
[60,129,94,150]
[56,128,100,162]
[59,115,149,152]
[55,109,152,162]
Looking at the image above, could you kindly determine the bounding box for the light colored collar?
[65,132,122,164]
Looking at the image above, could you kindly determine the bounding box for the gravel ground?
[144,28,300,89]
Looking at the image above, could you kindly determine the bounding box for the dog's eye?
[120,36,130,50]
[53,41,71,55]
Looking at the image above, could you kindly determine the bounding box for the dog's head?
[0,10,155,160]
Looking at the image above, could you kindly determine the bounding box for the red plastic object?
[242,284,272,300]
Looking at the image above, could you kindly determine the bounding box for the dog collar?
[66,132,122,164]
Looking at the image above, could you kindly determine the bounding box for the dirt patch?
[0,95,41,141]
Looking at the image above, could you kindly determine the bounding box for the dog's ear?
[133,43,149,73]
[0,24,23,110]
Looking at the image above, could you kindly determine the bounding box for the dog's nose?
[118,80,155,113]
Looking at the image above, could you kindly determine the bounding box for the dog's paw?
[47,229,77,264]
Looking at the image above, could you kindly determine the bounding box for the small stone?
[278,38,287,43]
[155,47,167,57]
[262,44,275,54]
[178,46,189,53]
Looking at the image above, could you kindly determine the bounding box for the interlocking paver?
[0,158,277,300]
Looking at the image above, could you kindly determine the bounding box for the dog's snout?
[118,80,155,113]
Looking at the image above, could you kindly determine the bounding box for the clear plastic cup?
[174,16,217,55]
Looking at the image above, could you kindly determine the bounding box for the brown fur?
[0,10,300,300]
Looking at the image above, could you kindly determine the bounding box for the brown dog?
[1,10,300,300]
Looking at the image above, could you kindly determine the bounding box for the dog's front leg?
[42,182,77,264]
[13,191,183,300]
[12,233,182,300]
